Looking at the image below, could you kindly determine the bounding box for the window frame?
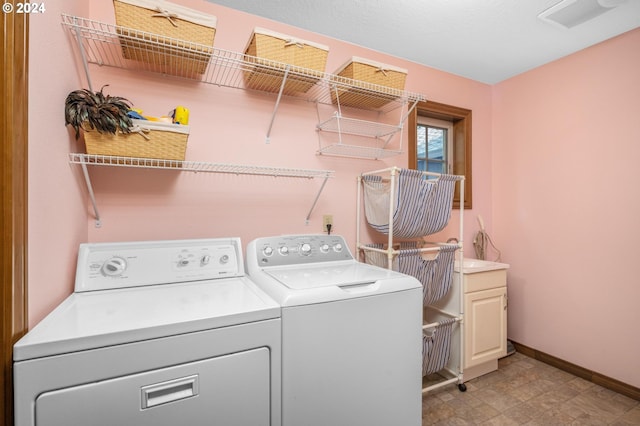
[408,100,472,209]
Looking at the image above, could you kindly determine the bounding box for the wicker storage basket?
[331,57,408,109]
[83,119,189,161]
[113,0,217,75]
[243,27,329,94]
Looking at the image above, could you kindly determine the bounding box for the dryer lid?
[13,277,279,361]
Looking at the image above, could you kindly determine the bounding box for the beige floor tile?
[422,352,639,426]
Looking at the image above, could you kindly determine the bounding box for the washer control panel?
[253,234,353,267]
[75,238,243,292]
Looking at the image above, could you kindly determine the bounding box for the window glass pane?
[417,159,426,171]
[417,125,426,158]
[427,161,445,174]
[428,127,445,161]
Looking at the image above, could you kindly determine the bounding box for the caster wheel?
[458,383,467,392]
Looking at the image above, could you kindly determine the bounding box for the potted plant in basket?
[64,85,133,140]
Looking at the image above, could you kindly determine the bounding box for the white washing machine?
[246,234,422,426]
[14,238,281,426]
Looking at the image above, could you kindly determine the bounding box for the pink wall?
[28,1,493,328]
[28,0,90,326]
[492,28,640,387]
[81,1,493,258]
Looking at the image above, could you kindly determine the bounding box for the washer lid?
[13,277,279,361]
[254,260,421,307]
[265,261,404,289]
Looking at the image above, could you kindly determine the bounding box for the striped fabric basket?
[243,27,329,94]
[113,0,217,75]
[331,57,407,109]
[363,242,457,306]
[362,169,459,239]
[83,119,189,161]
[423,318,456,376]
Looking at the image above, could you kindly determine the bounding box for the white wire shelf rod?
[69,154,334,179]
[317,115,400,138]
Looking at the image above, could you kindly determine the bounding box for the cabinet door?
[464,287,507,368]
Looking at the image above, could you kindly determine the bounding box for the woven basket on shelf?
[331,57,408,109]
[113,0,217,75]
[243,27,329,94]
[83,119,189,161]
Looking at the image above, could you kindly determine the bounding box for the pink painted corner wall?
[26,0,638,392]
[492,28,640,387]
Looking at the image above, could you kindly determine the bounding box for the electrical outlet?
[322,214,333,234]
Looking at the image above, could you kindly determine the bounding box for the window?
[408,101,472,209]
[416,117,453,175]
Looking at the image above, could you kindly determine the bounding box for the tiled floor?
[422,352,640,425]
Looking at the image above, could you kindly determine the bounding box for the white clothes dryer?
[246,234,422,426]
[14,238,281,426]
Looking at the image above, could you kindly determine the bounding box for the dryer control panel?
[75,238,243,292]
[250,234,353,267]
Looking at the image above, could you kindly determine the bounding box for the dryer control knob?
[200,255,211,266]
[320,244,330,253]
[279,246,289,255]
[333,243,343,252]
[102,257,127,277]
[300,243,312,256]
[263,246,274,256]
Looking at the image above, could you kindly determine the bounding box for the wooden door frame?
[1,5,29,425]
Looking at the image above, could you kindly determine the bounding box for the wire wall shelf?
[62,14,427,159]
[61,14,426,113]
[317,114,401,139]
[317,145,402,160]
[70,153,334,227]
[69,153,334,178]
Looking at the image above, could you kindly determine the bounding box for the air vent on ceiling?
[538,0,626,29]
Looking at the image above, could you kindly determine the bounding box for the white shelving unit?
[61,14,426,159]
[70,153,334,228]
[355,166,466,393]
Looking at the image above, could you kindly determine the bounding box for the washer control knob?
[279,246,289,256]
[333,243,343,252]
[200,255,211,266]
[263,246,274,257]
[320,244,330,253]
[219,254,230,264]
[178,258,190,267]
[300,243,312,256]
[102,257,127,276]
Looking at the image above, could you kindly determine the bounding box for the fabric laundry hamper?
[83,119,189,161]
[362,169,460,239]
[423,318,456,377]
[243,27,329,95]
[363,242,457,306]
[331,57,407,109]
[113,0,217,75]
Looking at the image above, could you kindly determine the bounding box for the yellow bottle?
[172,106,189,125]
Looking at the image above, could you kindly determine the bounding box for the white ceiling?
[204,0,640,84]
